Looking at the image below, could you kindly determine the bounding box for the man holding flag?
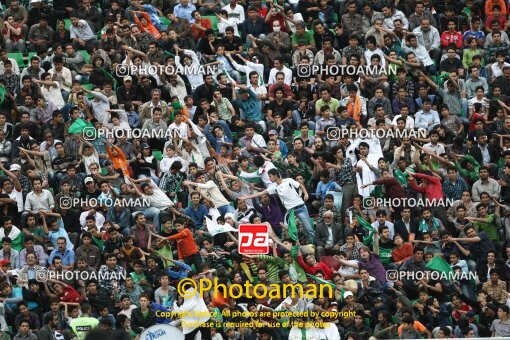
[241,168,314,242]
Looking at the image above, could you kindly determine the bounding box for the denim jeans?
[218,204,236,216]
[292,110,316,130]
[294,204,314,241]
[144,207,161,231]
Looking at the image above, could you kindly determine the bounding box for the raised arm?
[0,163,21,191]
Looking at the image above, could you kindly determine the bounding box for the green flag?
[156,245,174,266]
[11,232,23,252]
[68,118,94,135]
[356,215,374,232]
[98,66,118,90]
[287,209,298,242]
[426,255,454,281]
[0,85,7,106]
[355,214,375,244]
[305,274,336,288]
[92,236,104,250]
[173,176,185,203]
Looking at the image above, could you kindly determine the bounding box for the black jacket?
[476,259,505,283]
[468,144,498,166]
[314,222,344,247]
[394,218,419,242]
[131,308,156,334]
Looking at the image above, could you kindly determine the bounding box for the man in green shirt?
[468,204,498,241]
[291,21,316,50]
[455,154,480,183]
[70,303,99,340]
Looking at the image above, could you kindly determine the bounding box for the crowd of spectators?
[1,0,510,339]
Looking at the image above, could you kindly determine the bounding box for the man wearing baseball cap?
[117,75,144,109]
[0,163,24,225]
[81,177,101,200]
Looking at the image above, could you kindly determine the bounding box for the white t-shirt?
[41,83,66,110]
[167,122,189,148]
[142,179,173,210]
[266,178,304,210]
[197,181,230,208]
[8,187,23,212]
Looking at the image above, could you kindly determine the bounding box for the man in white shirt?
[268,57,293,85]
[48,56,73,102]
[69,13,99,51]
[413,18,441,64]
[127,177,173,230]
[34,73,66,110]
[401,31,436,74]
[183,172,236,216]
[381,4,409,30]
[167,111,190,148]
[239,156,276,187]
[242,168,314,242]
[24,177,54,214]
[222,0,245,25]
[0,50,20,75]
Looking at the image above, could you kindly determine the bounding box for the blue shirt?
[165,260,191,280]
[127,111,140,128]
[233,89,262,122]
[48,248,75,266]
[47,219,74,250]
[415,109,441,130]
[173,3,196,23]
[184,204,208,229]
[315,181,342,200]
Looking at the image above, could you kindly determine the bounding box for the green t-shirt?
[291,31,315,47]
[474,214,498,241]
[70,316,99,340]
[130,271,149,289]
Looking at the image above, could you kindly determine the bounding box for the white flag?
[206,217,237,236]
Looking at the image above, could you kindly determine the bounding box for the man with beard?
[100,28,123,64]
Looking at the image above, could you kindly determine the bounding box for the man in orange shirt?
[151,218,203,272]
[485,0,507,16]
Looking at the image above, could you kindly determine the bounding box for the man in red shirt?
[441,19,463,52]
[44,278,83,303]
[297,248,334,280]
[485,5,508,32]
[407,170,448,227]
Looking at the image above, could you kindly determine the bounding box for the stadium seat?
[27,52,37,61]
[101,168,107,175]
[7,52,25,69]
[64,19,71,30]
